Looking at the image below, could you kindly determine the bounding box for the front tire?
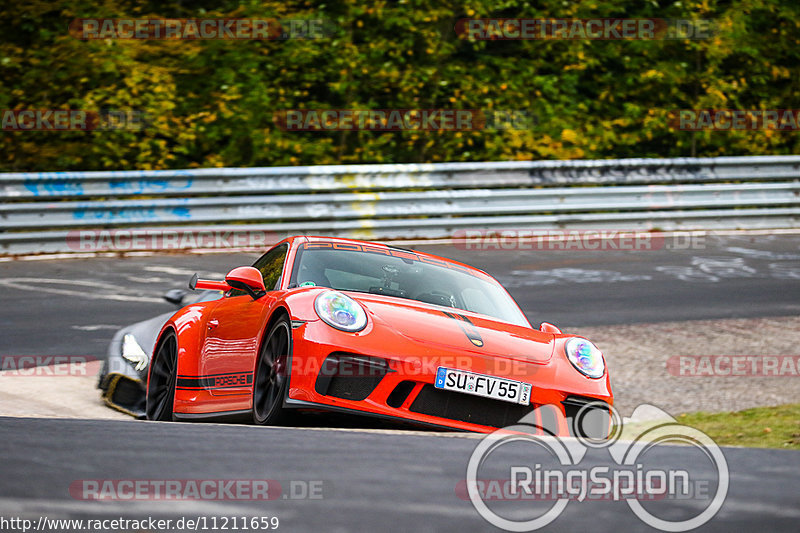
[146,330,177,421]
[253,317,291,425]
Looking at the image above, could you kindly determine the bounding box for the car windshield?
[290,243,529,327]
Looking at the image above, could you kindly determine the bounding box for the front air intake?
[314,353,390,401]
[409,384,533,428]
[562,396,611,440]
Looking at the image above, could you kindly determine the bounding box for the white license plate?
[435,367,531,405]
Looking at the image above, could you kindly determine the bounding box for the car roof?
[285,235,490,277]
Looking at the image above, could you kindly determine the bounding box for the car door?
[199,244,289,407]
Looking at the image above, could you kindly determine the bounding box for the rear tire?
[253,317,292,425]
[146,330,177,421]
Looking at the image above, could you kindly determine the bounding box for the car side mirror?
[225,266,267,300]
[163,289,188,306]
[539,322,562,334]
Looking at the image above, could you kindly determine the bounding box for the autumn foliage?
[1,0,798,171]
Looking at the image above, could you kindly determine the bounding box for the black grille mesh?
[315,353,387,401]
[409,384,533,428]
[326,374,384,401]
[386,380,416,408]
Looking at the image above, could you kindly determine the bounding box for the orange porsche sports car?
[146,236,613,436]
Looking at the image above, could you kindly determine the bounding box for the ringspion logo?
[465,403,728,531]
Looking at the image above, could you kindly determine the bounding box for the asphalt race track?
[1,417,799,532]
[1,232,799,532]
[1,232,800,359]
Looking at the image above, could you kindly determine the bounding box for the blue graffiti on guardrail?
[24,180,84,196]
[108,178,193,193]
[72,206,192,221]
[21,176,193,196]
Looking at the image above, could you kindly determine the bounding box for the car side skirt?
[172,409,252,424]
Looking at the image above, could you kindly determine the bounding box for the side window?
[227,244,288,298]
[252,243,289,291]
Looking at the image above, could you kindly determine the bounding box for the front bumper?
[285,320,613,436]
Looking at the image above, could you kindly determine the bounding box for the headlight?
[121,334,149,371]
[314,290,367,332]
[564,338,605,378]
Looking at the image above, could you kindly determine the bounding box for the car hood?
[350,293,554,364]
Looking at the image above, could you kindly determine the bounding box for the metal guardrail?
[1,155,798,254]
